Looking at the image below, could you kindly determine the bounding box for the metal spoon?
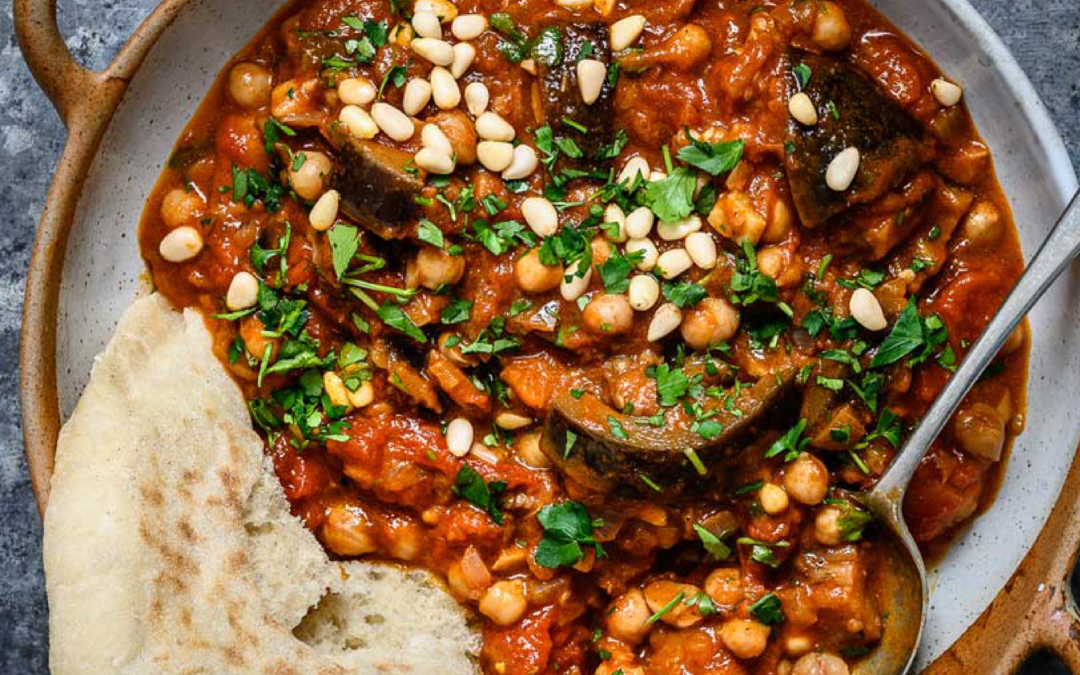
[853,189,1080,675]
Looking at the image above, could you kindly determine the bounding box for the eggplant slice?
[325,123,422,239]
[535,22,615,162]
[541,369,796,499]
[784,52,928,228]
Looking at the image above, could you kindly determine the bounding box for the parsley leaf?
[377,303,426,343]
[417,219,446,249]
[598,250,645,293]
[662,281,708,308]
[644,167,697,222]
[693,523,732,560]
[535,502,603,568]
[749,593,785,625]
[327,223,359,280]
[440,298,473,324]
[870,299,923,368]
[652,363,690,407]
[764,418,808,461]
[677,133,744,176]
[453,465,507,524]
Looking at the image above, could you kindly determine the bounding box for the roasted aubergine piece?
[535,22,615,162]
[324,124,422,239]
[540,370,795,499]
[784,52,928,228]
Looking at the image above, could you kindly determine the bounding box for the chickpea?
[704,568,742,607]
[287,151,333,201]
[1002,323,1026,354]
[959,200,1003,248]
[228,62,273,109]
[721,619,770,659]
[783,452,830,505]
[479,580,528,626]
[757,246,787,281]
[814,506,844,546]
[414,247,466,290]
[792,652,850,675]
[680,297,740,350]
[591,236,614,267]
[240,315,278,362]
[810,2,852,52]
[643,580,702,628]
[514,430,551,469]
[322,504,376,556]
[583,294,634,335]
[428,112,478,165]
[606,589,652,645]
[952,401,1006,461]
[759,483,789,515]
[160,187,206,228]
[763,197,793,244]
[384,517,422,561]
[514,249,563,293]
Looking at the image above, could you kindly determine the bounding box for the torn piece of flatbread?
[43,293,481,675]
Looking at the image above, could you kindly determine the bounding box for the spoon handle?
[874,189,1080,498]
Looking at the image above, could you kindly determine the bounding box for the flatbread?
[43,294,481,675]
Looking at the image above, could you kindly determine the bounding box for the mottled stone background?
[1,0,1078,673]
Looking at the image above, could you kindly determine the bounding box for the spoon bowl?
[852,189,1080,675]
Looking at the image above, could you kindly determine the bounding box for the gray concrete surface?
[1,0,1078,673]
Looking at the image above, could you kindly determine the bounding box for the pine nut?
[657,248,692,279]
[411,37,455,66]
[576,58,606,105]
[560,260,593,301]
[337,77,376,106]
[430,66,461,109]
[159,226,203,262]
[452,14,487,40]
[556,0,593,8]
[931,77,963,107]
[626,206,655,238]
[522,197,559,237]
[451,42,476,79]
[788,91,818,126]
[610,14,646,51]
[626,238,658,271]
[628,275,660,311]
[647,303,683,341]
[370,102,415,141]
[415,147,456,174]
[414,0,457,22]
[685,231,717,269]
[421,123,454,156]
[309,189,340,231]
[603,203,628,242]
[464,81,490,116]
[411,11,443,38]
[323,371,352,408]
[226,271,259,311]
[477,141,515,172]
[849,287,887,331]
[649,169,667,182]
[495,411,533,430]
[657,214,702,241]
[618,157,650,186]
[403,78,433,115]
[825,146,859,191]
[340,105,379,139]
[502,144,538,180]
[475,111,515,141]
[446,418,474,457]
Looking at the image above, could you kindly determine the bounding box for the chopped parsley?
[453,465,507,524]
[749,593,785,625]
[534,501,604,568]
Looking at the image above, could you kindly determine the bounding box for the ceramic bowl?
[15,0,1080,670]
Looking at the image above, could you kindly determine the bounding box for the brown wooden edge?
[15,0,1080,672]
[15,0,187,509]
